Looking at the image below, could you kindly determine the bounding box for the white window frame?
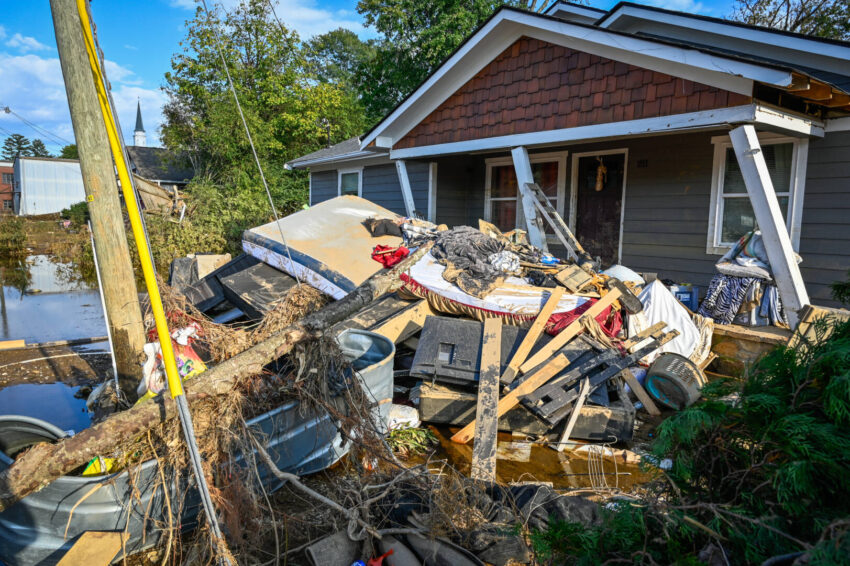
[337,167,363,197]
[484,151,568,243]
[706,132,808,255]
[569,148,629,264]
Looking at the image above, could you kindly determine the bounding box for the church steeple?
[133,100,146,147]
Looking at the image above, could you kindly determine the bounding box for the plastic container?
[668,284,700,311]
[645,353,706,410]
[337,329,396,433]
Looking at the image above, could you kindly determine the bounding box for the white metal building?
[13,157,86,216]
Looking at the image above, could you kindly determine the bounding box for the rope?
[198,0,301,286]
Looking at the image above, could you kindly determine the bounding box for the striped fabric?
[698,274,760,325]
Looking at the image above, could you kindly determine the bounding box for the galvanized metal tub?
[0,330,394,565]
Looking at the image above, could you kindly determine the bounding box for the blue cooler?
[669,284,700,311]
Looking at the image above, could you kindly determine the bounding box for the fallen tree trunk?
[0,244,432,512]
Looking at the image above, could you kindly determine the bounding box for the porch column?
[395,160,417,217]
[729,125,809,328]
[511,146,549,252]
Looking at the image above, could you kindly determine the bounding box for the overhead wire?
[0,105,74,146]
[198,0,301,286]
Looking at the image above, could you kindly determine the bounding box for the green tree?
[355,0,538,122]
[59,144,78,159]
[30,139,51,158]
[305,28,376,90]
[731,0,850,39]
[163,0,366,175]
[2,134,32,159]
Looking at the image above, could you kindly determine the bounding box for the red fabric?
[372,244,409,268]
[399,273,622,337]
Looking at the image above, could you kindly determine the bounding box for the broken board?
[471,318,501,482]
[57,531,129,566]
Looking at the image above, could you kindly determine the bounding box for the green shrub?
[0,215,26,256]
[60,201,90,227]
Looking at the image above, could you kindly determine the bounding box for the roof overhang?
[388,103,823,160]
[361,8,795,151]
[287,150,385,170]
[598,3,850,77]
[544,1,607,25]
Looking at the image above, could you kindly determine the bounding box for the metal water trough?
[0,329,394,565]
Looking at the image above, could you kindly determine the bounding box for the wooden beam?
[470,318,501,482]
[395,160,417,217]
[823,93,850,108]
[519,288,622,375]
[369,299,434,344]
[511,146,549,252]
[729,125,809,328]
[800,82,833,101]
[451,353,570,444]
[501,287,565,385]
[785,73,810,92]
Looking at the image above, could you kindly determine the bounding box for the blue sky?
[0,0,735,155]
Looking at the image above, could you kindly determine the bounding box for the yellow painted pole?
[75,0,183,398]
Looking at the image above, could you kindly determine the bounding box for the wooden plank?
[451,353,570,444]
[369,299,434,344]
[622,322,666,351]
[331,294,416,334]
[620,369,661,416]
[501,287,565,385]
[729,125,810,328]
[518,287,622,375]
[470,318,501,482]
[0,340,26,351]
[58,531,129,566]
[787,304,850,348]
[554,377,591,451]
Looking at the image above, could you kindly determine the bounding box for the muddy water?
[0,255,107,344]
[423,426,656,491]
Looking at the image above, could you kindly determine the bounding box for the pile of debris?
[0,194,723,565]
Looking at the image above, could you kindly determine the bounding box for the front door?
[574,153,625,266]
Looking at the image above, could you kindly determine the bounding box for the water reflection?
[0,255,106,343]
[0,382,92,433]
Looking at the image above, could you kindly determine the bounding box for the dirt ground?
[0,345,111,388]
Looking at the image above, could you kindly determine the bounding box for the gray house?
[288,2,850,317]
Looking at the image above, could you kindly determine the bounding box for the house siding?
[395,36,751,150]
[309,162,431,216]
[310,171,337,205]
[799,130,850,307]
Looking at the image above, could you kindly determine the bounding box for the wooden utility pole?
[50,0,145,400]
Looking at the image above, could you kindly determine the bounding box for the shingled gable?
[360,7,795,152]
[394,36,752,149]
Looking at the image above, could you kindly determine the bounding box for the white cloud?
[5,33,51,53]
[172,0,373,39]
[124,44,139,51]
[0,26,6,40]
[0,51,166,151]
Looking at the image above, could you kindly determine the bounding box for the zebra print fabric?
[698,274,760,325]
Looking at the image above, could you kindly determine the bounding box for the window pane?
[533,162,558,197]
[491,200,517,232]
[723,143,793,194]
[340,172,359,195]
[721,196,789,243]
[491,165,517,198]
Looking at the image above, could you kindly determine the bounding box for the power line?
[1,105,74,146]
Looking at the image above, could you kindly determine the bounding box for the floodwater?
[424,426,656,492]
[0,255,107,344]
[0,382,91,434]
